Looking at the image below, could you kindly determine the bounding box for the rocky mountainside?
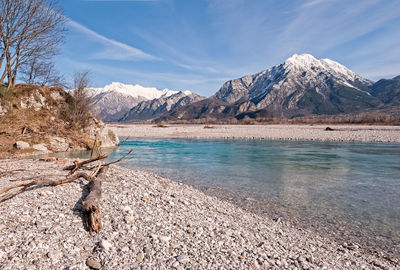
[213,54,380,117]
[160,54,399,122]
[156,99,262,122]
[89,82,184,122]
[120,91,205,122]
[369,75,400,106]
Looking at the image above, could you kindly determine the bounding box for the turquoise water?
[56,138,400,257]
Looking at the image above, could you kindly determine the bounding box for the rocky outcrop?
[49,136,70,152]
[84,119,119,148]
[0,85,119,158]
[20,90,49,111]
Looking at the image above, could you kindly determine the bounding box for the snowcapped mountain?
[213,53,379,117]
[89,82,191,122]
[120,91,205,122]
[90,82,183,100]
[159,53,399,122]
[86,55,398,123]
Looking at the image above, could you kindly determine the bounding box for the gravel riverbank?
[0,159,398,269]
[109,124,400,143]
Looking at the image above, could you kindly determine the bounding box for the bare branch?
[0,0,67,88]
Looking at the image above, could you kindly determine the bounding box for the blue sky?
[57,0,400,96]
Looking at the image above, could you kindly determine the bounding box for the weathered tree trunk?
[82,166,108,234]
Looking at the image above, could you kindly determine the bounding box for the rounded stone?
[86,259,101,269]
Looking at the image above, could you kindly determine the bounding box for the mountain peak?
[92,82,182,100]
[213,53,377,116]
[285,53,319,66]
[282,53,370,85]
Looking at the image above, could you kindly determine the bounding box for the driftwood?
[63,154,108,173]
[0,172,93,202]
[82,166,108,234]
[0,141,133,234]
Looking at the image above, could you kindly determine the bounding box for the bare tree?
[0,0,66,89]
[62,71,93,128]
[20,56,66,87]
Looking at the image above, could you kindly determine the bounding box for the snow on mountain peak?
[282,53,370,85]
[91,82,191,100]
[285,53,319,66]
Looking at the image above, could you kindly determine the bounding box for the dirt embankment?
[0,85,118,158]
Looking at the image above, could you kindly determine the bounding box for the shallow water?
[54,138,400,257]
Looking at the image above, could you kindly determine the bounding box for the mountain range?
[87,54,399,123]
[89,82,193,122]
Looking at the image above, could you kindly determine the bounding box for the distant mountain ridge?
[89,82,191,122]
[120,91,205,122]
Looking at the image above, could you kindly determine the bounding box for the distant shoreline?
[109,124,400,143]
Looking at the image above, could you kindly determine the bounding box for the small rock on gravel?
[86,259,101,269]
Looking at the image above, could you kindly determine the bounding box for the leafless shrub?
[20,58,66,88]
[60,71,93,128]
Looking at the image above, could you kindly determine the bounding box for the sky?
[57,0,400,97]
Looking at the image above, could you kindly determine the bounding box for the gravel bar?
[0,159,398,269]
[109,124,400,143]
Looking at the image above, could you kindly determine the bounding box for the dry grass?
[0,84,95,158]
[150,111,400,126]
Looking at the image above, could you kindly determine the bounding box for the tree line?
[0,0,66,89]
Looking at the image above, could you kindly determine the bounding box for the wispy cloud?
[67,19,160,61]
[132,28,220,74]
[276,0,400,56]
[83,0,158,2]
[301,0,333,8]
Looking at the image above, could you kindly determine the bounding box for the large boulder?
[84,118,119,148]
[32,144,49,153]
[14,141,30,150]
[0,103,7,116]
[96,127,119,148]
[49,136,70,152]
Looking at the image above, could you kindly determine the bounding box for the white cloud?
[84,0,158,2]
[132,28,220,74]
[67,19,160,61]
[301,0,333,8]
